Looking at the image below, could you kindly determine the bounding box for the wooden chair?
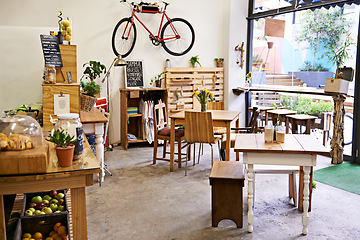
[184,111,221,176]
[221,107,299,207]
[153,103,189,168]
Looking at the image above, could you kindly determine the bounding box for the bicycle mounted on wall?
[112,0,195,57]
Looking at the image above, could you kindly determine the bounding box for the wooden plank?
[234,134,258,152]
[255,134,283,153]
[80,108,108,124]
[71,187,88,240]
[57,45,77,83]
[293,135,330,155]
[0,195,5,240]
[279,134,304,153]
[209,161,244,180]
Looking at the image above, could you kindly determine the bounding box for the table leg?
[302,166,310,235]
[0,195,6,240]
[235,118,240,161]
[95,123,105,182]
[305,119,311,134]
[71,187,88,240]
[265,111,269,125]
[170,120,175,172]
[285,117,290,134]
[226,122,231,161]
[247,164,254,232]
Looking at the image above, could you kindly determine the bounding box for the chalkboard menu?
[40,34,63,67]
[125,60,144,88]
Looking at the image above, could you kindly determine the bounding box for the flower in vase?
[192,88,215,105]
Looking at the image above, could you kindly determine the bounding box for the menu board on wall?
[40,34,63,67]
[125,60,144,88]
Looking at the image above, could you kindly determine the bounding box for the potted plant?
[190,55,202,67]
[80,61,106,111]
[46,129,76,167]
[150,71,167,88]
[214,58,224,67]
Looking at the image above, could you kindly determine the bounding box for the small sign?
[125,60,144,88]
[40,35,63,67]
[67,71,73,84]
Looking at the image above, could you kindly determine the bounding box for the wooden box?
[325,78,349,94]
[0,143,49,175]
[42,83,80,131]
[56,45,77,83]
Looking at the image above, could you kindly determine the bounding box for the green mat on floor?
[314,162,360,195]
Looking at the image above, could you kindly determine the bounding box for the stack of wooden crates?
[42,45,80,131]
[164,67,224,113]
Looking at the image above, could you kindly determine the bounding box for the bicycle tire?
[160,18,195,56]
[112,18,137,58]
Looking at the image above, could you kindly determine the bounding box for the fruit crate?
[14,211,70,240]
[21,190,68,217]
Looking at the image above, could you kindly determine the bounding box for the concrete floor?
[86,143,360,240]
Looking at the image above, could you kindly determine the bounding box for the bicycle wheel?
[112,18,137,58]
[160,18,195,56]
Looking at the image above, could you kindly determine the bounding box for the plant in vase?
[80,61,106,111]
[150,71,167,87]
[46,129,76,167]
[57,10,64,44]
[214,58,224,67]
[190,55,202,67]
[192,88,215,112]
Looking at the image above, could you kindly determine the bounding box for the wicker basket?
[80,93,96,112]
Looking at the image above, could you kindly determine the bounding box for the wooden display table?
[286,114,317,134]
[209,161,245,228]
[267,109,297,133]
[0,139,100,240]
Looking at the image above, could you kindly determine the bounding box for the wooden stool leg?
[153,139,158,164]
[162,141,167,158]
[178,140,182,168]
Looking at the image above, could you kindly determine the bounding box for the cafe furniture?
[266,109,297,133]
[153,103,188,167]
[286,114,318,134]
[209,161,245,228]
[169,110,240,172]
[234,133,329,235]
[249,106,274,126]
[0,139,101,240]
[184,111,221,175]
[80,107,108,183]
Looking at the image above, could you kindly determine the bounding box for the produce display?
[22,222,68,240]
[24,190,66,216]
[61,18,72,42]
[0,133,34,151]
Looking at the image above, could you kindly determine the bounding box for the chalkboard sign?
[125,60,144,88]
[40,34,63,67]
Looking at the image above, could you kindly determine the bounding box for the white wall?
[0,0,248,144]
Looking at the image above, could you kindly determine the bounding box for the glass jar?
[276,125,285,143]
[44,64,56,84]
[0,115,43,151]
[54,113,83,159]
[264,124,274,143]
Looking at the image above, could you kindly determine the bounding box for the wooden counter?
[0,139,100,240]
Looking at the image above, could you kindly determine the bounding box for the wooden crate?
[0,142,49,175]
[42,83,80,131]
[56,45,77,83]
[165,67,224,113]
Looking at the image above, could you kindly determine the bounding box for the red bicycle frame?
[122,6,180,42]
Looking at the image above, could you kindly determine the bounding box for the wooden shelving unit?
[164,67,224,113]
[120,88,167,150]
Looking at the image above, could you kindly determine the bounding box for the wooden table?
[249,106,274,125]
[267,109,297,133]
[234,133,329,235]
[169,110,240,172]
[0,140,100,240]
[286,114,318,134]
[80,108,108,182]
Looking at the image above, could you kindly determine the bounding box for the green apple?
[50,203,58,212]
[34,210,42,215]
[43,195,52,201]
[58,205,65,211]
[54,210,61,213]
[42,199,50,207]
[28,207,36,213]
[42,207,53,214]
[25,209,33,216]
[22,233,32,238]
[39,211,45,215]
[50,199,58,205]
[56,193,64,200]
[31,196,42,204]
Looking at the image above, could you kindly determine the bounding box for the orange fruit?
[49,231,56,237]
[33,232,43,240]
[57,226,67,237]
[23,233,32,238]
[22,238,30,240]
[46,237,54,240]
[51,233,62,240]
[54,222,62,232]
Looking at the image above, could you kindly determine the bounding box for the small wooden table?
[169,110,240,172]
[234,133,329,235]
[249,106,274,125]
[80,108,108,182]
[267,109,297,133]
[0,140,100,240]
[286,114,318,134]
[209,161,245,228]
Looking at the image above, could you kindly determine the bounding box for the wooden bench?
[209,161,245,228]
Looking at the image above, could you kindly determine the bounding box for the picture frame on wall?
[125,60,144,89]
